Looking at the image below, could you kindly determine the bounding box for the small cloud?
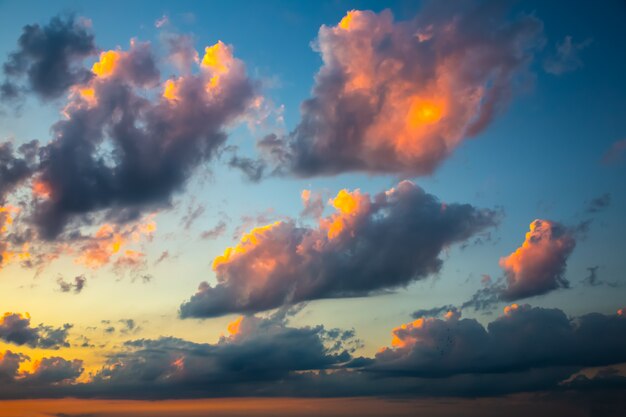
[543,36,592,75]
[586,193,611,213]
[56,275,87,294]
[155,14,169,28]
[200,220,227,240]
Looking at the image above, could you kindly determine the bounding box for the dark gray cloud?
[412,305,457,319]
[251,2,543,177]
[581,265,619,288]
[80,313,354,398]
[2,15,96,101]
[0,140,38,202]
[2,306,626,401]
[26,356,84,385]
[32,39,255,239]
[0,350,83,388]
[370,305,626,378]
[56,275,87,293]
[180,181,499,318]
[0,313,72,349]
[586,193,611,213]
[228,155,266,182]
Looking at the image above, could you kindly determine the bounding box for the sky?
[0,0,625,416]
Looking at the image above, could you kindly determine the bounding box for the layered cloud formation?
[2,306,626,400]
[180,181,498,317]
[498,219,575,300]
[253,3,543,177]
[374,304,626,378]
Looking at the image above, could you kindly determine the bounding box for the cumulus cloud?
[372,304,626,378]
[543,36,592,75]
[462,219,576,310]
[0,350,83,389]
[253,4,543,177]
[1,15,96,101]
[26,356,84,385]
[180,181,498,317]
[28,36,255,239]
[498,219,575,300]
[0,350,24,382]
[0,312,72,349]
[82,313,354,398]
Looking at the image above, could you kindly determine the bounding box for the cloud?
[371,305,626,379]
[586,193,611,213]
[300,189,325,219]
[1,15,96,101]
[154,250,170,265]
[180,181,498,317]
[26,356,84,385]
[81,313,354,398]
[543,36,592,75]
[461,219,576,311]
[74,215,156,269]
[181,200,205,230]
[253,4,543,177]
[0,350,83,387]
[0,204,31,268]
[3,306,626,400]
[200,220,227,240]
[581,265,618,288]
[228,155,266,182]
[0,140,38,202]
[412,305,457,319]
[29,37,255,239]
[0,313,72,349]
[56,275,87,294]
[498,219,575,300]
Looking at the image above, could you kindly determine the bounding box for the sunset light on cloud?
[0,1,625,416]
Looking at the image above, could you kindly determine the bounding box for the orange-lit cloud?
[373,305,626,381]
[499,219,575,300]
[181,181,497,318]
[31,178,52,199]
[0,206,31,268]
[75,215,156,269]
[261,6,543,177]
[92,50,121,78]
[319,189,370,240]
